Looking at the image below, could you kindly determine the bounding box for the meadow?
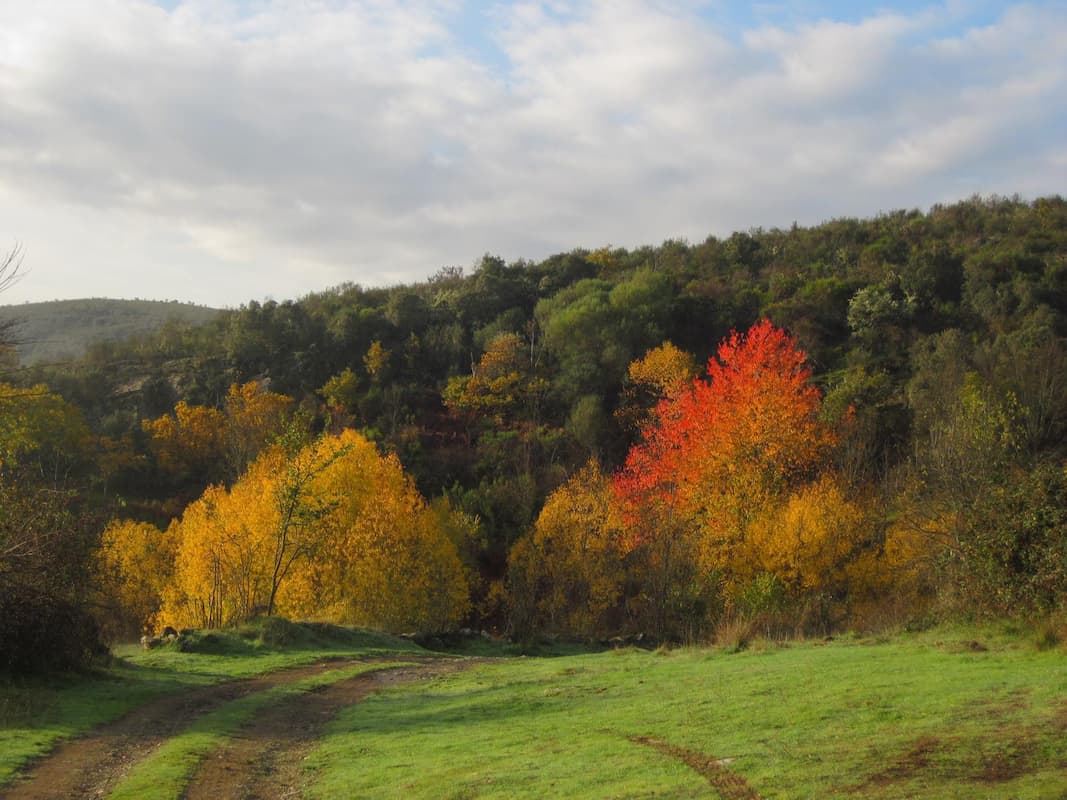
[308,624,1067,799]
[1,619,1064,799]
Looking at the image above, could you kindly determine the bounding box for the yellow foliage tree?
[95,519,176,637]
[616,342,698,432]
[742,475,865,594]
[442,332,546,425]
[223,381,293,478]
[627,341,697,397]
[363,340,391,382]
[0,382,92,482]
[508,460,624,638]
[162,476,275,629]
[282,430,470,632]
[143,382,293,484]
[161,430,470,633]
[142,401,227,482]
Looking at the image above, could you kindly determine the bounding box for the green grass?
[4,621,1064,798]
[306,625,1067,799]
[108,660,413,800]
[0,619,422,786]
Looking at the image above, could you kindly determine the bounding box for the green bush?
[949,463,1067,615]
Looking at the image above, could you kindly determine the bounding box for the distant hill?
[0,298,221,365]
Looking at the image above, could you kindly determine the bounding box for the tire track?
[182,659,474,800]
[630,735,763,800]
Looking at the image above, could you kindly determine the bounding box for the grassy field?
[2,620,1064,799]
[306,624,1067,799]
[0,618,422,785]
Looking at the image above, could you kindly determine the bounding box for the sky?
[0,1,1064,308]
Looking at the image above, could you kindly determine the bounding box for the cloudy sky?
[0,1,1064,307]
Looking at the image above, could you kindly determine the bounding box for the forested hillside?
[0,298,220,365]
[3,195,1066,668]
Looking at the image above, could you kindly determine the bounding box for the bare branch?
[0,243,25,295]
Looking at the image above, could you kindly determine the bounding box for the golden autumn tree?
[222,381,293,479]
[320,367,361,429]
[161,474,276,629]
[142,401,227,483]
[616,341,698,432]
[0,382,93,483]
[95,519,176,637]
[508,460,624,639]
[442,332,547,426]
[143,381,293,485]
[363,340,391,382]
[161,437,341,628]
[742,476,866,594]
[160,429,470,633]
[844,514,935,627]
[281,430,470,632]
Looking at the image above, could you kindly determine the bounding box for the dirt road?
[184,661,468,800]
[1,657,463,800]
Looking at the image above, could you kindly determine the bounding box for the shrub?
[0,584,107,674]
[0,481,106,674]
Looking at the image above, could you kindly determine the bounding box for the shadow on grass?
[332,666,617,741]
[425,634,607,659]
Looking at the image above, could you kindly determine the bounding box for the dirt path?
[183,659,471,800]
[0,657,404,800]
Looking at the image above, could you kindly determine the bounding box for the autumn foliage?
[91,318,1055,644]
[616,319,834,560]
[155,429,470,633]
[9,202,1067,664]
[94,519,175,638]
[599,321,866,636]
[142,381,293,484]
[615,341,697,432]
[508,460,624,639]
[505,322,871,639]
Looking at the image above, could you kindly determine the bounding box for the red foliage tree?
[614,319,833,576]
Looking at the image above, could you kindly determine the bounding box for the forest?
[2,194,1066,672]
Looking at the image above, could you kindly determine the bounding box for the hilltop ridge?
[0,297,220,365]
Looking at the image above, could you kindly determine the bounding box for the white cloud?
[0,0,1064,306]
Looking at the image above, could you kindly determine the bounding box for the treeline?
[2,194,1066,667]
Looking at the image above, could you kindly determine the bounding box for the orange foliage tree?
[614,320,838,630]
